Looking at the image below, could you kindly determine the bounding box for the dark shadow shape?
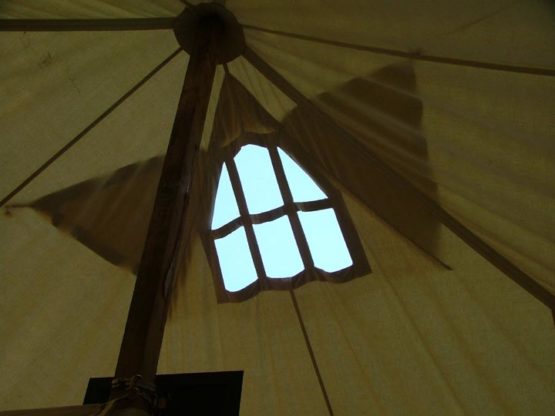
[84,372,243,415]
[31,157,164,272]
[283,61,443,264]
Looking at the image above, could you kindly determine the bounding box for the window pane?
[278,148,327,202]
[212,163,240,229]
[235,144,283,214]
[298,209,353,272]
[215,227,258,292]
[253,216,304,278]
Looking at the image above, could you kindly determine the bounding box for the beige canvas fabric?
[158,73,555,415]
[0,208,135,410]
[0,29,181,201]
[158,196,555,415]
[234,0,554,69]
[237,30,555,293]
[0,0,554,414]
[0,1,184,19]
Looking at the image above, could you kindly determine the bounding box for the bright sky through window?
[212,144,354,292]
[235,145,283,214]
[298,209,353,272]
[214,227,257,292]
[212,164,239,229]
[254,216,304,278]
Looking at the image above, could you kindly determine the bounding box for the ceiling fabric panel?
[0,60,223,287]
[156,67,555,415]
[292,194,555,416]
[0,29,179,203]
[414,61,555,293]
[159,243,331,416]
[239,26,555,295]
[157,69,554,414]
[0,0,184,19]
[0,208,135,410]
[244,29,402,100]
[158,192,555,415]
[1,61,222,280]
[0,1,554,413]
[227,56,296,123]
[421,0,555,69]
[12,52,188,204]
[228,0,554,70]
[26,157,163,273]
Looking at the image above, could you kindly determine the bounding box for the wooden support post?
[113,16,219,387]
[0,5,244,416]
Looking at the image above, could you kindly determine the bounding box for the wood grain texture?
[114,18,219,383]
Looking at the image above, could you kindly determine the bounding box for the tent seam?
[289,290,335,416]
[242,25,555,77]
[0,48,183,208]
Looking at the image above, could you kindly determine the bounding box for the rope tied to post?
[94,375,158,415]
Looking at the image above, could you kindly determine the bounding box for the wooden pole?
[113,16,220,387]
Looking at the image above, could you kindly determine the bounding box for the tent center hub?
[174,2,245,64]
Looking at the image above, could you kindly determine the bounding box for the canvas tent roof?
[1,0,554,414]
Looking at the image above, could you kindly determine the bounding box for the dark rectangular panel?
[84,372,243,415]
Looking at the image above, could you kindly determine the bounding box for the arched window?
[208,143,369,301]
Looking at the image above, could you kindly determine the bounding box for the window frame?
[204,135,370,302]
